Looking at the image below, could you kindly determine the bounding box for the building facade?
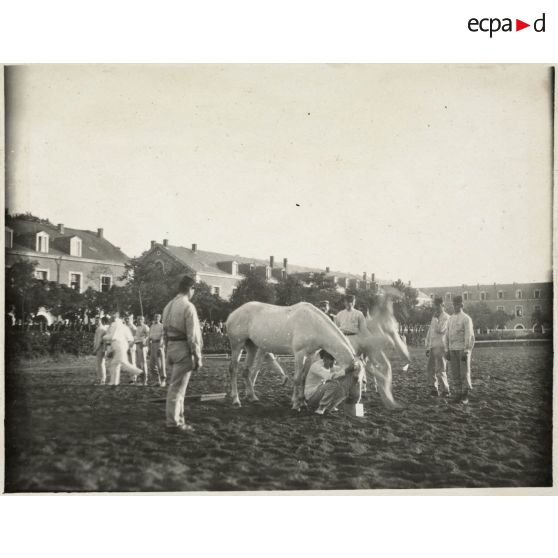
[5,216,129,293]
[139,239,383,300]
[419,282,553,330]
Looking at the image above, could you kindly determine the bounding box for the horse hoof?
[232,400,242,408]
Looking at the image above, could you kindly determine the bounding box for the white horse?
[296,296,409,409]
[226,301,365,410]
[348,296,410,409]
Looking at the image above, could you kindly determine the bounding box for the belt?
[343,332,357,336]
[134,341,145,345]
[167,336,187,342]
[150,339,162,343]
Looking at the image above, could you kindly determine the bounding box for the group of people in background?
[425,295,475,404]
[91,275,203,433]
[92,312,167,387]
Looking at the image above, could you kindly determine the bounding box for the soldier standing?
[162,276,203,432]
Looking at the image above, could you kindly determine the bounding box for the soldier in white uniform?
[335,294,366,337]
[103,312,145,386]
[133,315,150,385]
[162,276,203,432]
[446,295,475,404]
[148,313,167,387]
[92,316,108,385]
[425,297,450,397]
[124,315,137,366]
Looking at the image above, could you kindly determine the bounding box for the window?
[35,269,49,281]
[497,291,504,299]
[212,286,221,297]
[497,306,505,312]
[534,305,541,313]
[5,228,13,249]
[480,291,487,301]
[70,236,82,257]
[100,275,112,292]
[445,293,451,301]
[515,305,523,318]
[463,292,469,301]
[534,289,541,299]
[430,293,434,299]
[249,264,255,271]
[36,232,49,253]
[516,289,522,299]
[69,272,82,292]
[155,260,165,273]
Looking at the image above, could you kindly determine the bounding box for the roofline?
[6,248,129,267]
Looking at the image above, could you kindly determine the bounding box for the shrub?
[5,329,231,362]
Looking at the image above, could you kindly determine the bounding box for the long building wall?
[421,282,553,329]
[6,251,127,293]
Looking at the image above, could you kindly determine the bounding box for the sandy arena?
[4,344,552,492]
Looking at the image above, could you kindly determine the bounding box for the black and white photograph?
[2,63,554,493]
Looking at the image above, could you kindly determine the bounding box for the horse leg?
[370,351,400,409]
[291,351,307,411]
[228,341,244,408]
[266,353,290,385]
[245,346,264,402]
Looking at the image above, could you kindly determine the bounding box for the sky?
[5,64,553,287]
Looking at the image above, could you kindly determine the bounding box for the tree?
[5,259,38,318]
[390,279,419,325]
[121,257,186,317]
[229,270,275,309]
[489,308,514,330]
[531,308,552,330]
[274,276,306,306]
[192,282,230,321]
[465,302,494,333]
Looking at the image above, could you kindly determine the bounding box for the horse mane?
[302,303,357,359]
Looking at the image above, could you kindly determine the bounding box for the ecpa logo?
[468,13,546,37]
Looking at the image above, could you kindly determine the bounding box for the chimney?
[150,240,156,248]
[57,223,65,234]
[326,266,330,273]
[163,239,169,247]
[270,256,274,268]
[371,273,375,282]
[192,243,197,253]
[97,228,104,238]
[283,257,288,270]
[363,272,367,281]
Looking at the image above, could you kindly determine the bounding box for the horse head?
[342,358,366,404]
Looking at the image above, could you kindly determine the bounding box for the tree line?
[6,256,550,332]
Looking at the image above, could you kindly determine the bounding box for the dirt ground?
[4,345,553,492]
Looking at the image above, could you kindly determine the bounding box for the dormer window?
[232,261,238,276]
[36,231,49,253]
[70,236,82,257]
[5,227,13,249]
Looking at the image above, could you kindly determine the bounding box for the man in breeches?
[148,313,166,387]
[446,295,475,404]
[162,275,203,432]
[425,297,451,397]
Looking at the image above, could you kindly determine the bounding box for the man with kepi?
[425,297,451,397]
[162,275,203,432]
[446,295,475,404]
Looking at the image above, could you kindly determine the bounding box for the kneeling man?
[305,350,351,415]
